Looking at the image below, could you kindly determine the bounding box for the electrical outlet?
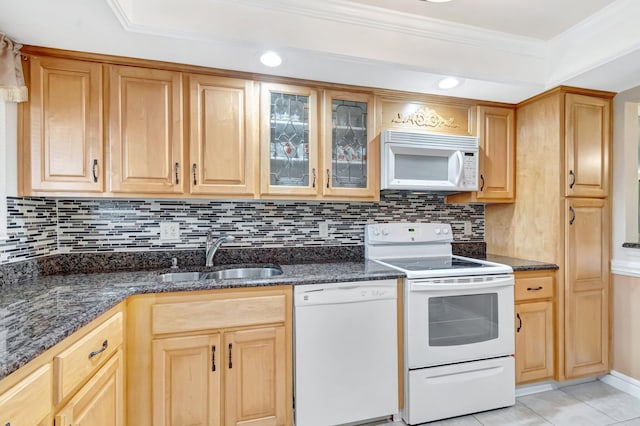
[464,221,472,236]
[319,222,329,238]
[160,222,180,241]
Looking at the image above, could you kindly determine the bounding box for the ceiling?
[2,0,639,103]
[349,0,617,40]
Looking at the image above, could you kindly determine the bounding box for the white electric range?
[365,222,515,425]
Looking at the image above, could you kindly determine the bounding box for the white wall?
[611,87,640,275]
[0,101,19,238]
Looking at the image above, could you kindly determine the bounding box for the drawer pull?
[88,340,108,359]
[527,286,543,291]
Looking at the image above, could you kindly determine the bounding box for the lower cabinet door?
[224,326,287,426]
[515,302,554,384]
[152,334,222,426]
[55,349,124,426]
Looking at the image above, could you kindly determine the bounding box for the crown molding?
[108,0,546,58]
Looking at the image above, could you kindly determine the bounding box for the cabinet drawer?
[152,295,286,334]
[53,311,123,404]
[0,364,52,426]
[515,274,554,301]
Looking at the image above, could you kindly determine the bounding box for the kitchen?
[1,0,640,425]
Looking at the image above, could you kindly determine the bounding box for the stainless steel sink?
[203,266,283,280]
[159,266,283,282]
[158,271,207,282]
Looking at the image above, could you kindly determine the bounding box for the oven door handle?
[410,278,513,292]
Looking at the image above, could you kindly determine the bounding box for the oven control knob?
[434,228,441,235]
[381,228,389,236]
[371,227,381,236]
[443,228,449,234]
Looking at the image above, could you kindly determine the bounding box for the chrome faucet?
[206,232,235,267]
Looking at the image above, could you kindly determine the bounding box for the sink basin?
[158,271,207,282]
[159,266,283,282]
[204,266,283,280]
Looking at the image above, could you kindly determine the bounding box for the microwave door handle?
[455,151,464,186]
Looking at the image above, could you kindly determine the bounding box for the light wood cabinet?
[514,270,555,384]
[108,65,184,194]
[0,304,125,426]
[224,326,287,426]
[260,82,319,197]
[565,94,610,198]
[188,74,259,197]
[446,106,515,204]
[153,334,222,426]
[486,87,613,382]
[0,364,52,426]
[153,325,287,426]
[24,56,103,194]
[565,198,610,377]
[54,349,124,426]
[128,286,293,426]
[322,90,378,201]
[53,311,123,404]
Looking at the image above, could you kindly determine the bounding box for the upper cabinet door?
[189,74,258,197]
[108,65,184,194]
[27,56,103,193]
[476,106,515,202]
[322,90,378,201]
[565,94,610,198]
[260,83,319,197]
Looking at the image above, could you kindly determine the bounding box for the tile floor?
[383,381,640,426]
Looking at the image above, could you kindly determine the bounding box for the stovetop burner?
[377,256,491,272]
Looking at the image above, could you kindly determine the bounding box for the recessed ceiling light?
[422,0,454,3]
[438,77,460,89]
[260,51,282,67]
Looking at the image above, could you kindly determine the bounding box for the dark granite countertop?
[0,260,403,381]
[0,246,555,382]
[484,254,559,272]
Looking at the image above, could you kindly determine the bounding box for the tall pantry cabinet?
[485,87,612,381]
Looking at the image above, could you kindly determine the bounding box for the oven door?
[405,274,514,369]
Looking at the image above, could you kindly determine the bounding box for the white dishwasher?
[294,279,398,426]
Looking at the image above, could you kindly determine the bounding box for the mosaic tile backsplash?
[1,192,484,264]
[0,197,58,264]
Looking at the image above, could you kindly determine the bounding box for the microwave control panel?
[461,152,478,189]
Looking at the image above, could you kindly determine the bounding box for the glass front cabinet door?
[260,83,319,196]
[322,90,377,200]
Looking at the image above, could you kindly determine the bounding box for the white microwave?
[381,130,479,192]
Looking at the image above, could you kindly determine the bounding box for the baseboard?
[515,376,597,397]
[600,371,640,399]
